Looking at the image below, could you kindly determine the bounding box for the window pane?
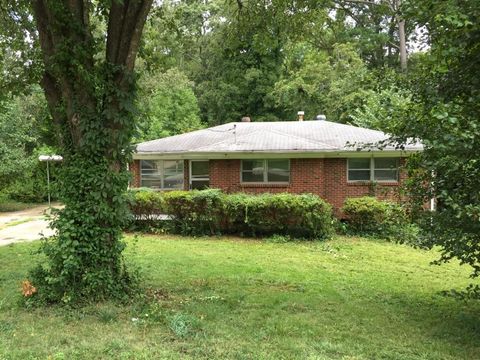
[191,180,210,190]
[242,160,264,173]
[375,158,399,169]
[191,161,209,178]
[348,158,370,169]
[163,160,184,189]
[164,160,183,174]
[242,171,264,182]
[267,159,289,182]
[348,170,370,181]
[141,160,184,189]
[164,174,184,189]
[141,160,162,188]
[267,159,289,172]
[268,171,289,182]
[141,160,158,171]
[374,170,398,181]
[141,179,162,188]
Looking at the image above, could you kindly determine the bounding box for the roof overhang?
[133,149,421,160]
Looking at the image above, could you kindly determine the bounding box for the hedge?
[342,196,418,242]
[128,189,334,240]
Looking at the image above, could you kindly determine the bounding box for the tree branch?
[106,0,153,71]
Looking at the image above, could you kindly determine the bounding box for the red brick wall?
[130,160,141,188]
[183,160,189,190]
[210,158,327,195]
[131,157,406,215]
[322,158,405,216]
[209,158,406,216]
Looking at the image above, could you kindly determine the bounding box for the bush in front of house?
[128,189,334,240]
[223,192,334,239]
[342,196,418,242]
[163,189,226,235]
[128,188,167,230]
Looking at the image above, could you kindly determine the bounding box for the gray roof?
[135,120,422,157]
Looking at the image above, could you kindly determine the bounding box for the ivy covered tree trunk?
[30,0,152,302]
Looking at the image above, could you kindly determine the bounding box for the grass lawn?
[0,201,47,213]
[0,235,479,359]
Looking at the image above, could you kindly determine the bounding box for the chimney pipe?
[241,116,251,122]
[297,111,305,121]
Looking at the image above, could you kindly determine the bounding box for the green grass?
[0,200,39,213]
[0,235,479,359]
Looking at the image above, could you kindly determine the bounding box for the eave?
[132,149,422,160]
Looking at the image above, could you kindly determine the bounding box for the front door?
[189,160,210,190]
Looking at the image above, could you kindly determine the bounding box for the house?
[130,117,422,215]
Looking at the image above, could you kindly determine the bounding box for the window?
[241,159,290,183]
[190,160,210,190]
[347,158,399,182]
[140,160,184,189]
[347,158,371,181]
[374,158,399,182]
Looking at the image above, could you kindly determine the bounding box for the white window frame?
[140,160,184,190]
[347,157,399,183]
[240,159,290,184]
[189,160,210,190]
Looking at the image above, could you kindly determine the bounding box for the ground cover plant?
[0,235,479,359]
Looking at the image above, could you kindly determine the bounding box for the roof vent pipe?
[297,111,305,121]
[241,116,251,122]
[316,114,326,121]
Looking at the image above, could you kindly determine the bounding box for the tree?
[1,0,153,302]
[350,85,415,131]
[136,68,203,141]
[333,0,409,70]
[0,87,57,203]
[0,99,37,191]
[391,0,480,294]
[272,43,373,122]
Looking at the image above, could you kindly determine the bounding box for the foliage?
[136,68,204,141]
[272,43,373,122]
[30,156,141,304]
[350,85,416,131]
[0,97,37,190]
[342,196,418,243]
[0,89,58,203]
[387,0,480,287]
[3,145,60,203]
[163,189,226,236]
[129,189,334,239]
[135,0,413,125]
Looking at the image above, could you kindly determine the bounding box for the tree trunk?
[398,17,407,71]
[30,0,153,302]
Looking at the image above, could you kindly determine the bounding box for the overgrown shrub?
[129,189,334,240]
[342,196,418,242]
[127,188,166,230]
[164,189,225,235]
[223,192,333,239]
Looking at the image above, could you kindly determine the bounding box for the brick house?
[130,118,422,215]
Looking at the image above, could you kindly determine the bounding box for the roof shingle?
[135,120,422,155]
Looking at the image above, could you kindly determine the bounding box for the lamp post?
[38,155,63,207]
